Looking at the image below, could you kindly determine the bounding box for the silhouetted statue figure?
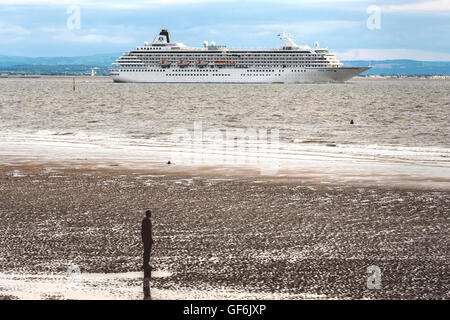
[142,210,153,299]
[143,277,151,300]
[141,210,153,277]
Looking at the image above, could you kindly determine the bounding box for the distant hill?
[0,64,110,75]
[0,53,120,67]
[343,60,450,76]
[0,54,449,75]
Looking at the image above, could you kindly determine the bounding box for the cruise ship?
[110,29,370,83]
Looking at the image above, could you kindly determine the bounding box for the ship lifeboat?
[197,59,209,68]
[214,61,226,66]
[214,61,236,68]
[161,59,172,68]
[178,59,190,68]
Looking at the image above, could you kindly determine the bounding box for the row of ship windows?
[120,63,326,68]
[121,69,318,76]
[121,69,164,72]
[165,69,220,72]
[122,58,328,62]
[247,70,279,72]
[121,69,232,72]
[242,74,281,76]
[120,69,316,73]
[123,59,329,63]
[162,74,291,77]
[164,74,292,77]
[166,74,231,76]
[120,63,330,67]
[120,59,330,62]
[154,73,311,77]
[120,62,329,66]
[130,53,325,57]
[244,70,312,73]
[125,55,327,58]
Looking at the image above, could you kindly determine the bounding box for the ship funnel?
[154,29,171,44]
[203,41,208,47]
[210,41,216,47]
[160,29,170,42]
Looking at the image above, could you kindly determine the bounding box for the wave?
[2,131,449,166]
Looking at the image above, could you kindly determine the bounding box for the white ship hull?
[112,67,370,83]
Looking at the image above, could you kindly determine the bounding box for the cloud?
[182,20,362,43]
[149,0,234,3]
[1,0,449,58]
[0,0,235,8]
[384,0,450,13]
[0,0,366,9]
[63,33,136,44]
[0,21,31,35]
[254,20,362,35]
[45,27,138,44]
[0,0,141,9]
[336,48,450,61]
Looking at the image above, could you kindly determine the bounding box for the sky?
[0,0,449,60]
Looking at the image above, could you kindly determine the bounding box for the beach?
[0,162,448,299]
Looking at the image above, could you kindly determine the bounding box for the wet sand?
[0,163,448,300]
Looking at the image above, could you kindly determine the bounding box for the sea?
[0,76,449,188]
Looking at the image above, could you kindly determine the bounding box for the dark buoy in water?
[167,161,171,165]
[350,119,354,125]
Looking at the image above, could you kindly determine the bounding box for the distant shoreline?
[1,74,449,79]
[1,57,450,76]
